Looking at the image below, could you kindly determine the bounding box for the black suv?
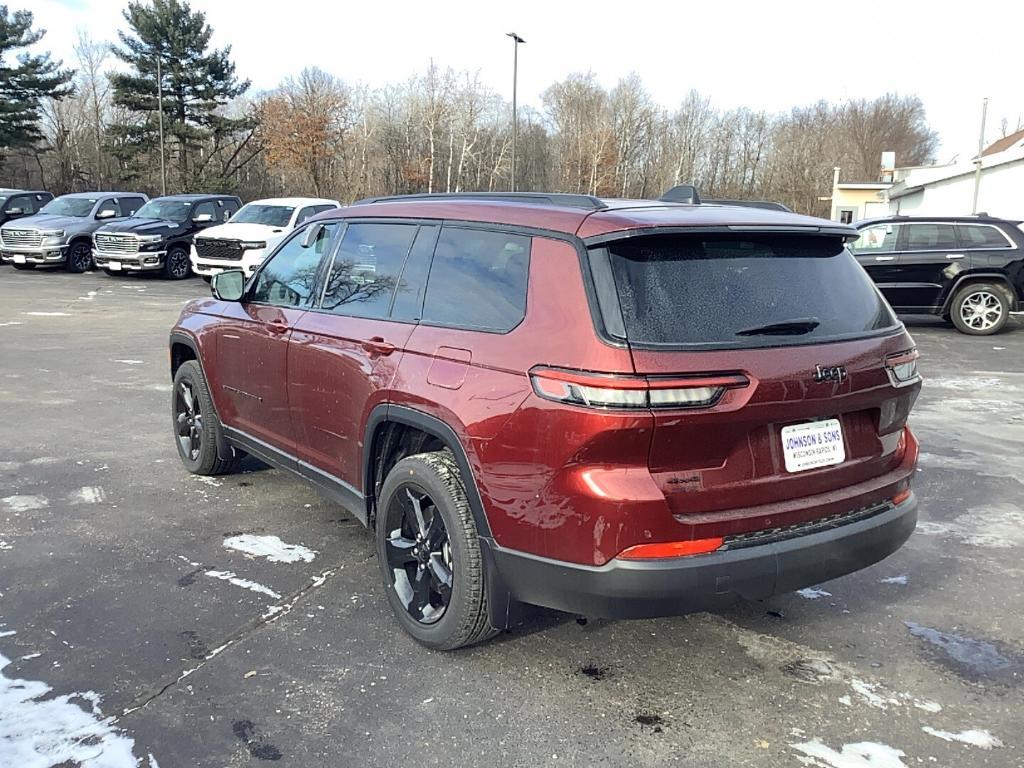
[93,194,241,279]
[851,215,1024,335]
[0,190,54,228]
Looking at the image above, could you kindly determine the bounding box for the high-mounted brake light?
[885,348,920,387]
[617,537,725,560]
[529,367,748,410]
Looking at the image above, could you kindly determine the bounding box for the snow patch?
[791,739,907,768]
[850,679,900,710]
[113,359,144,365]
[193,476,222,487]
[879,575,907,585]
[0,650,141,767]
[0,539,11,551]
[797,587,832,600]
[922,727,1002,749]
[915,504,1024,548]
[1,495,48,512]
[0,321,22,327]
[23,312,70,317]
[71,486,106,504]
[223,534,316,563]
[0,631,15,638]
[205,570,281,599]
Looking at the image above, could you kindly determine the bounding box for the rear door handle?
[946,253,965,259]
[267,319,290,335]
[362,336,396,356]
[874,256,897,262]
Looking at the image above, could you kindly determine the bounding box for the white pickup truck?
[189,197,340,279]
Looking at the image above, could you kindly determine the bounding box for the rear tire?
[163,246,192,280]
[171,360,239,475]
[65,241,93,273]
[950,282,1012,335]
[376,451,497,650]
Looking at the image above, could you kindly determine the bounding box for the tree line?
[1,0,939,216]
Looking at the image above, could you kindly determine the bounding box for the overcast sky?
[31,0,1024,170]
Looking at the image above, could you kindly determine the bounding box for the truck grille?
[1,229,43,248]
[95,233,139,255]
[195,238,244,261]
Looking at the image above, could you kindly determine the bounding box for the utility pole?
[506,33,525,192]
[972,97,988,214]
[157,54,167,196]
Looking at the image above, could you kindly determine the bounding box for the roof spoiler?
[659,185,701,205]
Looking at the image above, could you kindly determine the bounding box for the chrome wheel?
[382,486,453,625]
[959,290,1003,331]
[174,381,203,461]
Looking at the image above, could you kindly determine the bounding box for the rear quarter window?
[597,233,898,348]
[421,228,530,332]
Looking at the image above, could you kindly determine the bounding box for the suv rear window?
[596,233,898,348]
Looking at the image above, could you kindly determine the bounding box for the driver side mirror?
[4,207,24,216]
[211,269,245,301]
[96,209,118,220]
[193,213,214,224]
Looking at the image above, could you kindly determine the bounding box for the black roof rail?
[659,185,701,204]
[351,192,608,210]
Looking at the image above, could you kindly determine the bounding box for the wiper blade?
[735,318,820,336]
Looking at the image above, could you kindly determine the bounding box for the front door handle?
[874,255,896,262]
[946,253,965,260]
[267,318,290,335]
[362,336,396,356]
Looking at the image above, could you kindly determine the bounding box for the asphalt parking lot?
[1,270,1022,768]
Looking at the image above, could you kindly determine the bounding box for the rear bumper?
[484,493,917,619]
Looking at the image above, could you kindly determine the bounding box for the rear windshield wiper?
[735,318,821,336]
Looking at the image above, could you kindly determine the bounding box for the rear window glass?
[904,223,957,251]
[599,234,898,348]
[422,228,530,331]
[957,224,1011,248]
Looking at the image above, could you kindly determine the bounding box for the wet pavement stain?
[232,719,282,761]
[179,630,209,660]
[905,621,1024,683]
[635,712,664,732]
[176,567,202,588]
[579,663,608,681]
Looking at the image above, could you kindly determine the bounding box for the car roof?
[244,197,340,207]
[151,194,240,202]
[55,191,147,199]
[315,194,855,241]
[856,214,1020,227]
[2,189,50,196]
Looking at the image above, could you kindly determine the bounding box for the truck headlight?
[239,240,266,250]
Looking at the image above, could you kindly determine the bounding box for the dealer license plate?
[781,418,845,473]
[13,254,26,264]
[108,261,122,271]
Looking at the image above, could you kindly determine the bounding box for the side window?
[957,224,1012,249]
[391,225,439,322]
[6,195,32,214]
[294,206,318,227]
[850,224,899,252]
[320,223,417,318]
[193,201,216,223]
[904,223,958,251]
[251,224,338,308]
[220,200,239,220]
[422,228,531,332]
[313,204,337,216]
[120,197,146,217]
[98,198,119,217]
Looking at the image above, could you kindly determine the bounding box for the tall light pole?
[971,97,989,214]
[156,54,167,196]
[506,32,525,192]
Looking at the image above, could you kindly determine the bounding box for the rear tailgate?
[597,230,920,534]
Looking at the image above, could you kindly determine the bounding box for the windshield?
[596,233,898,348]
[232,204,294,227]
[135,200,193,223]
[39,197,97,217]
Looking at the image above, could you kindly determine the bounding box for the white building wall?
[889,159,1024,219]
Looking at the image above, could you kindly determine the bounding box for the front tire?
[163,246,192,280]
[950,282,1012,335]
[376,451,497,650]
[171,360,239,475]
[65,242,93,273]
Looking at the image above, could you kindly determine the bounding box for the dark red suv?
[169,190,922,649]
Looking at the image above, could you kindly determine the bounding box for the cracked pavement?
[1,270,1022,767]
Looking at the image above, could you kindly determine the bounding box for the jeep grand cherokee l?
[851,214,1024,335]
[169,190,922,649]
[190,197,340,280]
[0,192,147,272]
[93,194,241,279]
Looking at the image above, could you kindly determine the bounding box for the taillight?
[885,348,920,387]
[617,537,725,560]
[529,367,748,410]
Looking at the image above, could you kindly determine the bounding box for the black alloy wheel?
[66,241,93,273]
[174,380,204,463]
[382,485,454,625]
[165,247,191,279]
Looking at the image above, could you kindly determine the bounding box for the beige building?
[828,168,891,223]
